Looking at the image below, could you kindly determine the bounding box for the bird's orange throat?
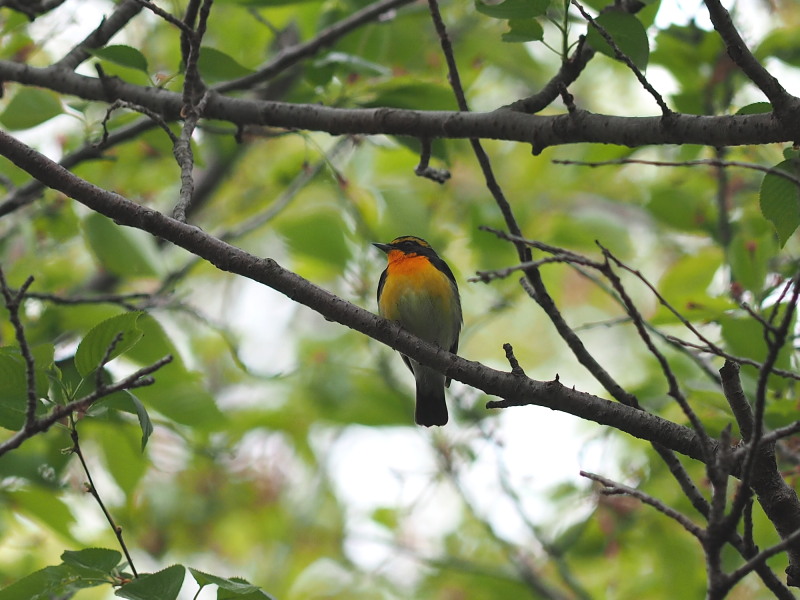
[385,250,427,275]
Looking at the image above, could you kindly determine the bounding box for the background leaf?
[90,45,149,73]
[475,0,550,19]
[115,565,186,600]
[74,312,144,377]
[83,213,164,278]
[0,88,62,130]
[759,158,800,247]
[586,12,650,71]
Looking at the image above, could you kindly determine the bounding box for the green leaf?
[116,565,185,600]
[74,312,145,377]
[130,392,154,450]
[101,390,154,451]
[0,88,63,130]
[137,371,225,428]
[8,488,77,541]
[475,0,550,20]
[277,209,352,271]
[0,564,103,600]
[721,306,795,373]
[0,351,33,430]
[116,313,225,429]
[83,212,164,278]
[189,569,272,596]
[218,579,276,600]
[360,79,456,111]
[61,548,122,577]
[728,232,777,295]
[90,45,149,73]
[651,248,735,324]
[759,158,800,247]
[197,47,254,83]
[586,12,650,71]
[736,102,772,115]
[313,52,392,77]
[501,19,544,43]
[755,28,800,68]
[0,345,51,430]
[94,421,148,494]
[646,184,715,233]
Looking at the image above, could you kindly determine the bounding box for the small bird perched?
[373,236,462,426]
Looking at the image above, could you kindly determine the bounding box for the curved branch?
[6,130,800,579]
[704,0,797,117]
[0,127,712,463]
[0,61,790,150]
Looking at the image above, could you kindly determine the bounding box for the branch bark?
[0,61,791,150]
[0,127,713,463]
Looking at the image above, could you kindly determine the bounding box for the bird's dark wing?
[376,267,388,304]
[430,254,458,290]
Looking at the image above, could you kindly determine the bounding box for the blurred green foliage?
[0,0,799,598]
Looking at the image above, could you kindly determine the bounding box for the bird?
[373,235,462,426]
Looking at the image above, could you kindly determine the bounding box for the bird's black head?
[373,236,435,256]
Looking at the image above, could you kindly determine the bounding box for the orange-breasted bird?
[374,236,462,427]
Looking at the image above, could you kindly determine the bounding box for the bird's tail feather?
[414,366,448,427]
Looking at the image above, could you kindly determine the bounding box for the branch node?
[414,138,451,184]
[558,83,576,114]
[503,342,526,377]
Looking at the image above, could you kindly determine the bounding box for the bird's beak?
[372,242,392,254]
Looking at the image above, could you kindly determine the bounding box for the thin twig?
[665,336,800,382]
[552,157,800,188]
[601,246,711,455]
[20,290,152,311]
[581,471,704,538]
[571,0,671,116]
[726,525,800,591]
[755,421,800,448]
[0,269,39,428]
[752,279,800,451]
[99,101,177,146]
[70,419,139,577]
[131,0,193,32]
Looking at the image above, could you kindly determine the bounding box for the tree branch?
[704,0,798,118]
[0,127,716,463]
[0,60,791,150]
